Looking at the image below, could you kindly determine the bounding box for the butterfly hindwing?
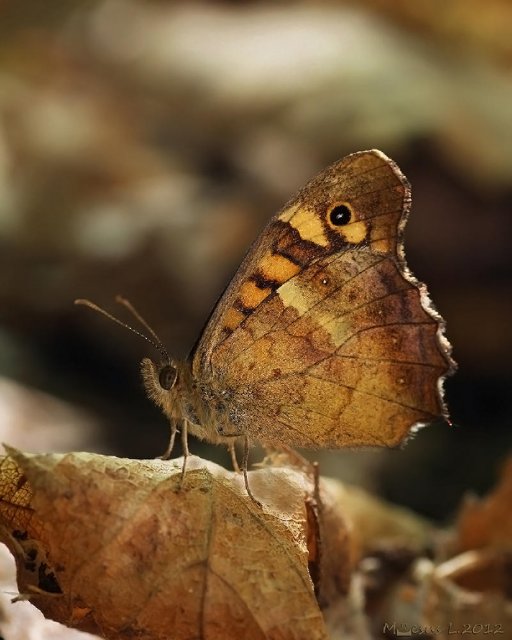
[207,249,450,447]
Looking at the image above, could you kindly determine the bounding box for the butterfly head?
[141,356,220,443]
[140,357,184,420]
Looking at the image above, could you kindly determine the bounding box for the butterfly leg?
[158,419,177,460]
[227,441,241,473]
[242,435,261,506]
[179,419,190,489]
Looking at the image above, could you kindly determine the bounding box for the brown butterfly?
[78,150,455,501]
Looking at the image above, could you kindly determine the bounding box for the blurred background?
[0,0,510,522]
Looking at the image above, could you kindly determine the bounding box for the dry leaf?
[422,456,512,638]
[0,446,450,639]
[0,449,330,640]
[319,478,434,637]
[456,455,512,552]
[321,479,433,557]
[425,549,512,639]
[0,542,99,640]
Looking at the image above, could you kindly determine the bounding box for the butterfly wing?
[193,150,408,369]
[191,150,454,448]
[205,249,452,447]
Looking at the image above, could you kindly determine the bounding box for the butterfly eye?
[158,364,177,390]
[329,204,352,226]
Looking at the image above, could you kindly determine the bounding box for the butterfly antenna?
[115,295,171,363]
[74,298,171,363]
[115,295,161,345]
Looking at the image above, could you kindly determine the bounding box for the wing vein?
[223,255,390,366]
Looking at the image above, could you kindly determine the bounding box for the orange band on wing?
[258,252,301,284]
[222,307,247,332]
[239,280,272,310]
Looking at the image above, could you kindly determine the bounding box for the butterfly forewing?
[190,149,454,449]
[192,150,409,373]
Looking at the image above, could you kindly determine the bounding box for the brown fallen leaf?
[456,455,512,552]
[319,477,434,637]
[259,451,356,609]
[321,478,433,557]
[0,543,100,640]
[424,549,512,639]
[0,449,331,640]
[419,455,512,639]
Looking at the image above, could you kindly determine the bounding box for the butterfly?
[78,150,455,502]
